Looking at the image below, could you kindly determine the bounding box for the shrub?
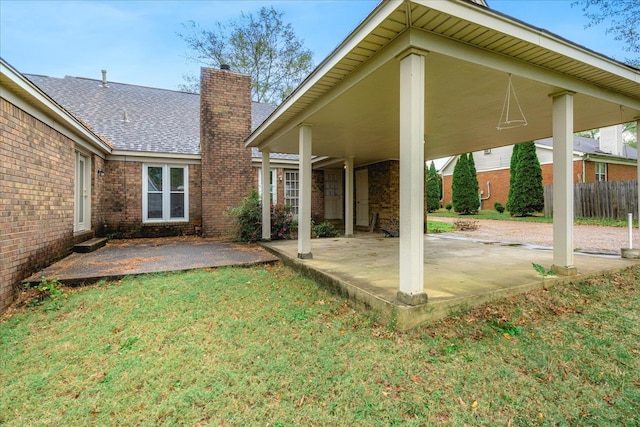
[445,203,453,212]
[227,189,262,242]
[313,221,339,238]
[494,202,505,214]
[227,189,296,242]
[271,204,294,240]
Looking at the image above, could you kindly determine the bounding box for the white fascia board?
[245,0,403,149]
[584,154,637,166]
[1,60,112,155]
[251,158,300,167]
[535,143,586,157]
[251,156,332,168]
[108,150,201,164]
[424,0,640,82]
[410,29,640,110]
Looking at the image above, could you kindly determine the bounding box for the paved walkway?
[24,237,278,285]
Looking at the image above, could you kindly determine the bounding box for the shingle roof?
[536,136,637,160]
[24,74,276,156]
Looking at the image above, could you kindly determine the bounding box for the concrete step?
[73,237,108,253]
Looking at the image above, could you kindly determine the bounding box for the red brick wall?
[1,98,76,311]
[366,160,400,230]
[200,67,253,237]
[312,170,324,222]
[582,161,636,182]
[442,160,585,211]
[607,163,637,181]
[101,160,202,238]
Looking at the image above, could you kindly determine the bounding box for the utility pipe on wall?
[479,181,491,210]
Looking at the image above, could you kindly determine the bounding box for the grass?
[1,264,639,425]
[426,219,454,234]
[429,209,638,227]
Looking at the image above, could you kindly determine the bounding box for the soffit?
[246,0,640,166]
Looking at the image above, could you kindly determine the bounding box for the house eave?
[1,58,113,155]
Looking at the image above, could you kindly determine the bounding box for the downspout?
[479,181,491,209]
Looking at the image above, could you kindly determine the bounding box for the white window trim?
[595,162,607,182]
[284,170,300,217]
[258,168,278,204]
[142,163,189,223]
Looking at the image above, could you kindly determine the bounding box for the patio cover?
[246,0,640,304]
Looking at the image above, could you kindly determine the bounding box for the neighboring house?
[440,127,638,210]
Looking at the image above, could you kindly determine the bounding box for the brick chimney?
[200,66,253,237]
[599,125,624,156]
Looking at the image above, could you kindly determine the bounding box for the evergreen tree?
[426,161,440,212]
[452,154,478,215]
[506,144,521,213]
[509,142,544,216]
[467,153,479,206]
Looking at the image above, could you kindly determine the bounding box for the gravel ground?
[430,217,639,255]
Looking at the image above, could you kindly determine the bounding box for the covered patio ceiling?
[246,0,640,167]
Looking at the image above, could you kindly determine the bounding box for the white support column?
[261,150,271,241]
[397,48,428,305]
[344,156,354,238]
[551,91,577,276]
[298,124,313,259]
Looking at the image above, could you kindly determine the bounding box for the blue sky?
[0,0,632,91]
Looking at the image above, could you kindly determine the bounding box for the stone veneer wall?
[200,67,253,237]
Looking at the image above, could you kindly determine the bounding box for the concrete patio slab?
[24,237,278,285]
[262,233,639,330]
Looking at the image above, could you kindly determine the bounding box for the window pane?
[285,171,299,216]
[170,193,185,218]
[148,193,163,218]
[170,167,184,191]
[148,167,163,191]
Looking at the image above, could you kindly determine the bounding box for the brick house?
[440,129,638,210]
[1,58,404,312]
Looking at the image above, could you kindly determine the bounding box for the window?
[284,171,299,216]
[595,162,607,182]
[143,164,188,222]
[258,168,277,204]
[483,149,491,155]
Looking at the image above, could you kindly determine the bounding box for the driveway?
[24,237,278,285]
[429,217,638,255]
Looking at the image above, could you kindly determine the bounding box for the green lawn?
[429,209,638,227]
[1,265,638,425]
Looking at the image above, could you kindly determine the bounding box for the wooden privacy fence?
[544,180,638,220]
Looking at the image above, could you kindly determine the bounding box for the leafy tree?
[452,154,478,215]
[179,6,314,103]
[506,143,521,213]
[508,142,544,217]
[426,161,440,212]
[573,0,640,67]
